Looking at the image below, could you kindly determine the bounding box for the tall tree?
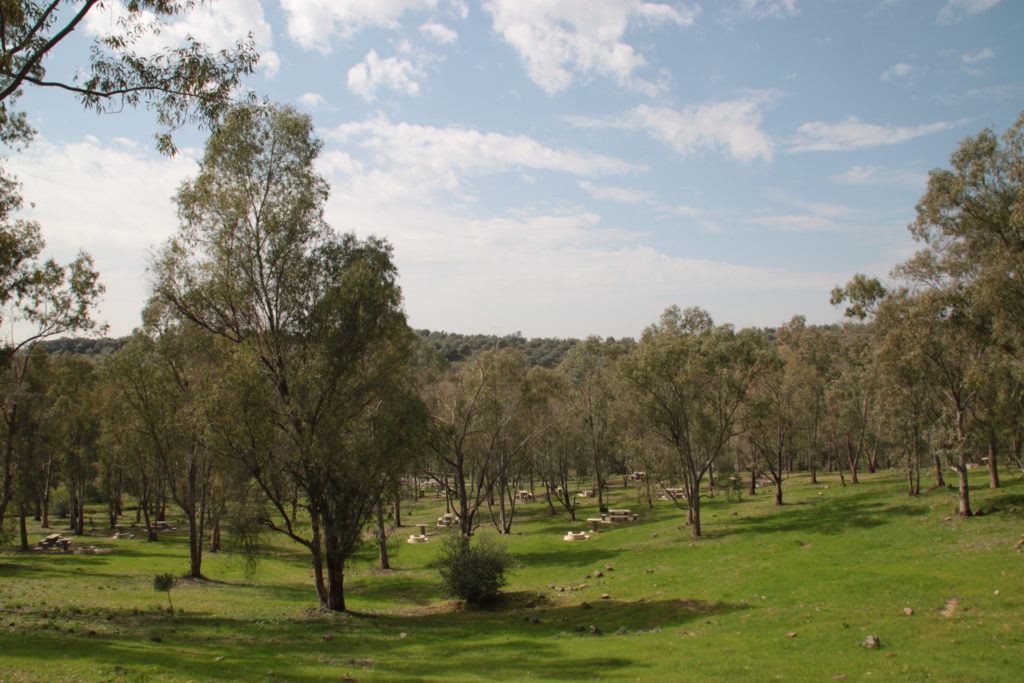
[153,103,413,611]
[621,306,768,537]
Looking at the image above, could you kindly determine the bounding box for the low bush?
[436,533,512,605]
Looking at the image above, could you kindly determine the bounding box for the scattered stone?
[993,590,1000,596]
[149,635,162,643]
[601,594,610,600]
[593,570,603,578]
[580,602,591,610]
[589,625,603,635]
[944,516,953,522]
[786,632,797,638]
[940,599,959,618]
[903,607,913,616]
[323,634,334,641]
[861,635,881,649]
[398,632,408,639]
[605,566,614,571]
[645,569,654,574]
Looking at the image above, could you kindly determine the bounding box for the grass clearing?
[2,471,1023,681]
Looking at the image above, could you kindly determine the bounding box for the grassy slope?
[1,470,1022,682]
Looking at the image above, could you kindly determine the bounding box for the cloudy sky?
[9,0,1024,339]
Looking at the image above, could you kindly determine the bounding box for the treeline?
[2,106,1023,614]
[414,330,585,367]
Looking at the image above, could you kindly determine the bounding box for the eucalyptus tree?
[47,354,101,535]
[620,306,770,537]
[424,348,541,539]
[153,103,412,611]
[744,343,794,505]
[558,337,628,513]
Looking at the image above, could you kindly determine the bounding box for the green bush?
[436,533,512,605]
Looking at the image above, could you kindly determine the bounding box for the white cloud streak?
[281,0,466,52]
[789,116,963,152]
[571,95,775,163]
[326,115,643,201]
[419,22,458,44]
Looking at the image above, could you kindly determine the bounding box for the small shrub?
[436,534,512,606]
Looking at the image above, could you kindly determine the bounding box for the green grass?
[2,471,1023,681]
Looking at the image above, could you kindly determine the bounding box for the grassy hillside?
[2,471,1022,681]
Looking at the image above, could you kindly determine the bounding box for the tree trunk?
[376,500,390,570]
[19,501,30,551]
[325,553,346,612]
[934,456,946,487]
[987,432,1000,489]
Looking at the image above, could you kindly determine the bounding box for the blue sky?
[9,0,1024,339]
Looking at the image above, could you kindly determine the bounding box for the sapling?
[153,573,178,616]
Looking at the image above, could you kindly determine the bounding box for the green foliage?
[436,533,512,605]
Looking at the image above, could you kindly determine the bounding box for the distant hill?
[37,337,128,356]
[33,331,593,368]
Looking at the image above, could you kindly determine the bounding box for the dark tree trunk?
[987,432,1000,489]
[19,502,30,551]
[376,500,390,570]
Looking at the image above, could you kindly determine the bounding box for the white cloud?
[573,95,775,163]
[832,165,927,187]
[298,92,326,109]
[579,181,705,220]
[881,62,927,82]
[962,48,995,64]
[732,0,798,20]
[326,115,642,202]
[934,84,1024,104]
[281,0,466,52]
[347,50,425,101]
[789,116,963,152]
[937,0,1000,25]
[7,136,198,334]
[484,0,696,95]
[420,22,458,44]
[579,180,654,204]
[84,0,280,77]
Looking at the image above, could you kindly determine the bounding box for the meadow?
[1,471,1022,682]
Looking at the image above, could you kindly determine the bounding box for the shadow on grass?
[716,487,934,538]
[0,592,749,681]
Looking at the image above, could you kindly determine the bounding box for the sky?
[7,0,1024,340]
